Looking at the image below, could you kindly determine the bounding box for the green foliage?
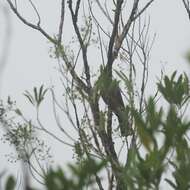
[5,176,16,190]
[165,140,190,189]
[0,97,52,163]
[45,158,106,190]
[132,98,163,151]
[4,158,106,190]
[5,122,33,147]
[121,148,165,190]
[23,85,48,107]
[130,92,190,189]
[163,107,190,149]
[157,71,190,107]
[115,69,133,95]
[185,50,190,63]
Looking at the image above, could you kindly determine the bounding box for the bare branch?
[28,0,41,25]
[114,0,155,59]
[182,0,190,20]
[58,0,65,46]
[68,0,92,88]
[133,0,154,20]
[95,0,113,24]
[113,0,140,58]
[6,0,56,44]
[107,0,124,71]
[61,50,90,93]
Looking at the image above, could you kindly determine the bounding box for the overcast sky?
[1,0,190,189]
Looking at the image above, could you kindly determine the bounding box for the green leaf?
[15,108,22,116]
[23,85,48,107]
[157,71,190,106]
[115,70,133,92]
[5,176,16,190]
[133,108,153,151]
[34,87,38,104]
[23,91,35,105]
[165,178,177,189]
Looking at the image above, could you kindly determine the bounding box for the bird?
[96,66,130,136]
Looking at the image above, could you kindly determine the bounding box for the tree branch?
[58,0,65,46]
[114,0,155,59]
[107,0,124,72]
[182,0,190,20]
[6,0,56,44]
[68,0,92,89]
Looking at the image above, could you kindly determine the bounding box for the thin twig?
[6,0,56,44]
[58,0,65,46]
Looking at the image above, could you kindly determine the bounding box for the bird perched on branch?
[95,66,130,136]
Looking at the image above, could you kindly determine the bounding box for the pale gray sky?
[1,0,190,189]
